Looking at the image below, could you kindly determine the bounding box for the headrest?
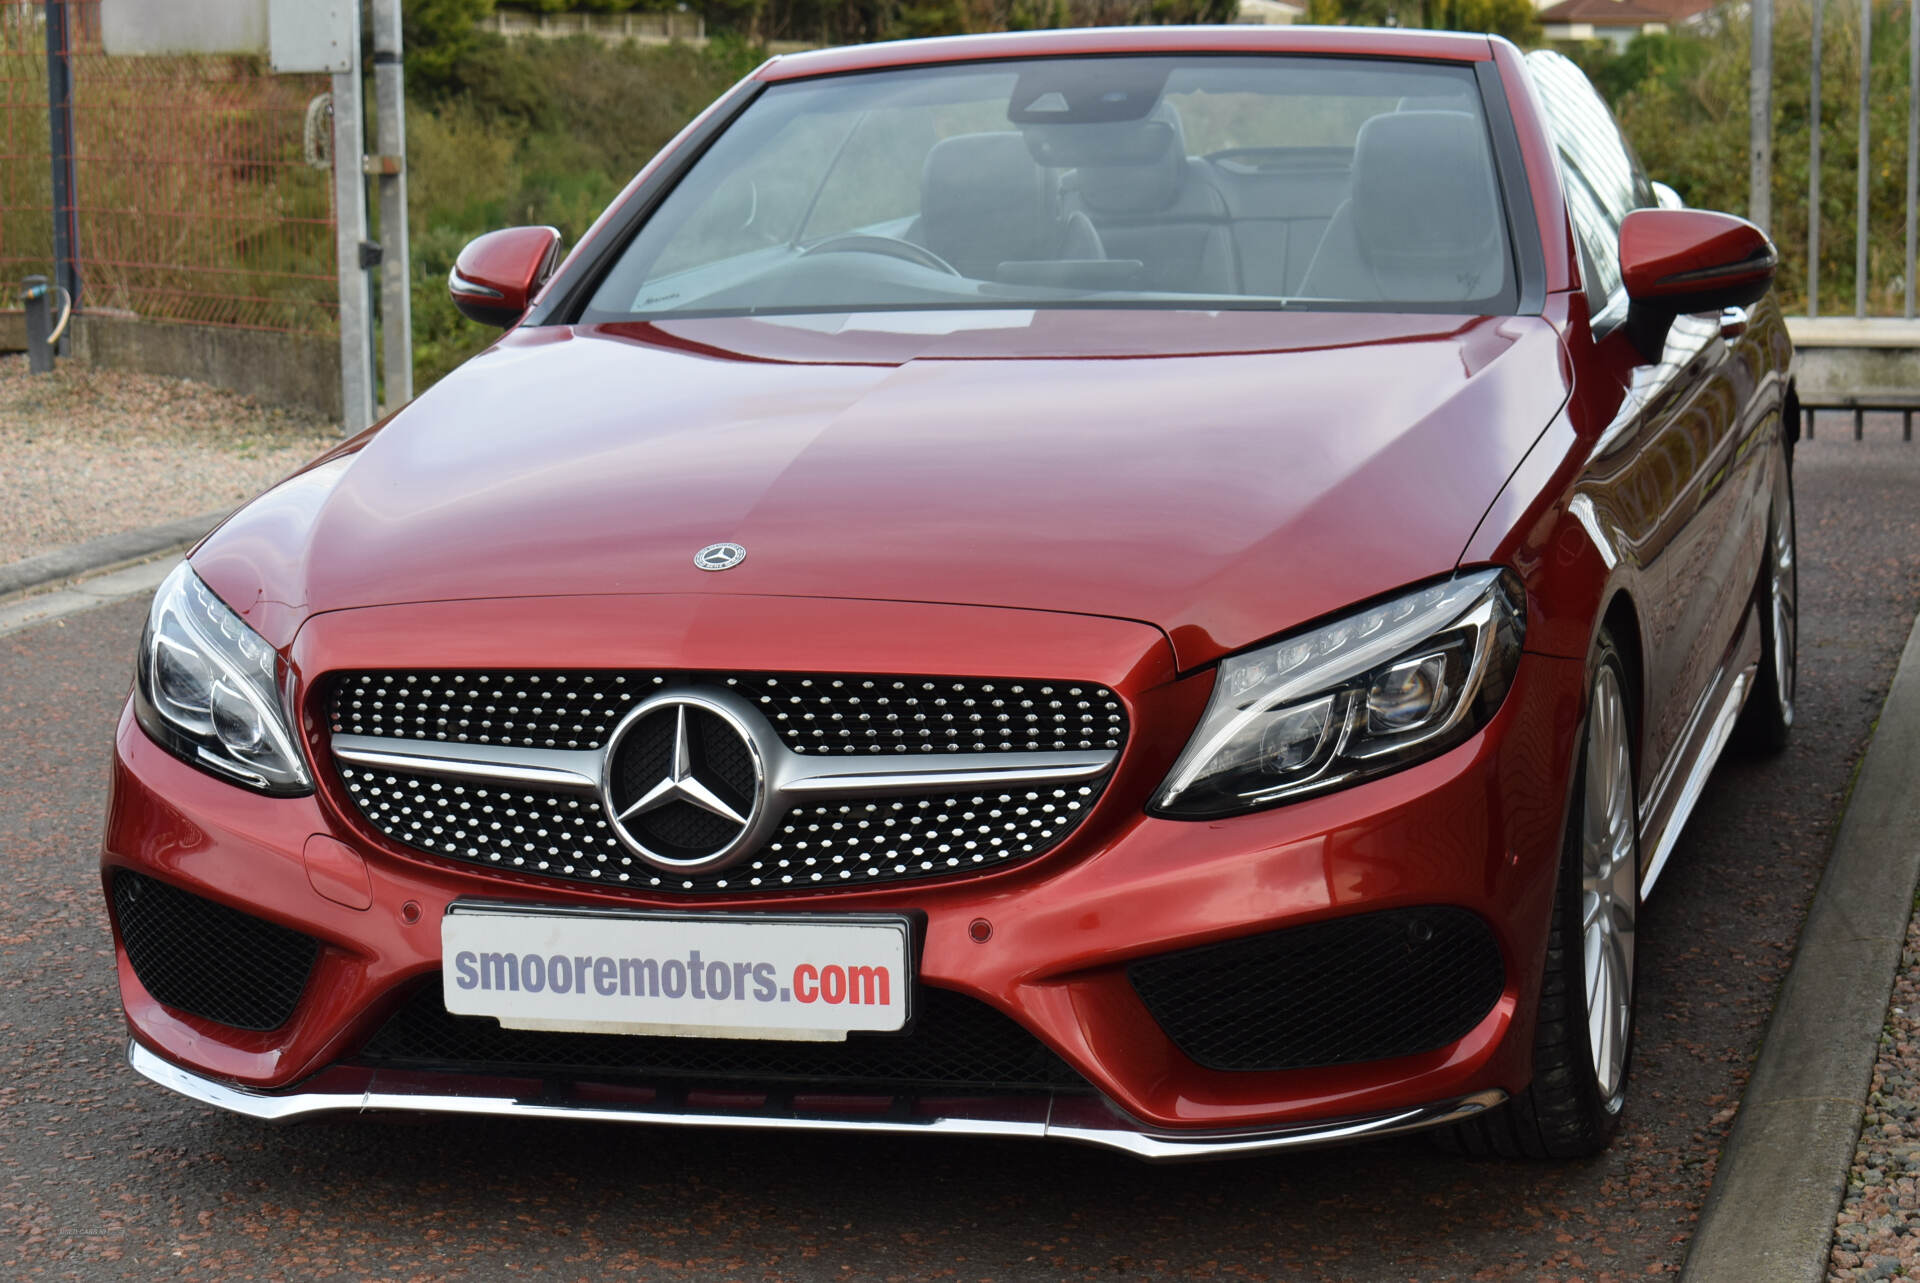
[1350,111,1503,284]
[1396,94,1474,114]
[1046,108,1188,215]
[919,131,1060,278]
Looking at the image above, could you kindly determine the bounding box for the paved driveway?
[4,430,1917,1282]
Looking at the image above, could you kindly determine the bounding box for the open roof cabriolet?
[108,27,1793,1161]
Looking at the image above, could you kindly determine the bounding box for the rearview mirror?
[1619,208,1776,314]
[449,226,564,328]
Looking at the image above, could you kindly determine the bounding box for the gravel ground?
[1831,908,1920,1280]
[0,354,336,566]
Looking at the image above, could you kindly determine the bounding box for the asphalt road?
[4,427,1919,1283]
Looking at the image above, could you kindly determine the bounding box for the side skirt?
[1637,601,1763,900]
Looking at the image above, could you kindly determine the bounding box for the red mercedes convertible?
[106,26,1794,1160]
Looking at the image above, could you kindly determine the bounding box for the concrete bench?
[1785,317,1920,440]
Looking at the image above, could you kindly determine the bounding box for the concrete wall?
[0,312,341,419]
[75,316,342,418]
[1792,346,1920,402]
[1785,318,1920,403]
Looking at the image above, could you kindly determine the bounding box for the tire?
[1439,630,1639,1159]
[1732,440,1797,754]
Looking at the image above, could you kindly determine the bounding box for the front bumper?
[128,1038,1506,1161]
[103,595,1587,1153]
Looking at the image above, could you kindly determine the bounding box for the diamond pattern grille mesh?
[328,671,1125,756]
[1128,906,1505,1073]
[339,768,1103,894]
[328,669,1124,895]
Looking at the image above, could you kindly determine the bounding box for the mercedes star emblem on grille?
[693,542,746,571]
[602,692,767,872]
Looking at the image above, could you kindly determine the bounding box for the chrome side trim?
[1637,603,1763,900]
[332,732,1117,802]
[332,735,602,792]
[127,1041,1504,1163]
[447,267,503,300]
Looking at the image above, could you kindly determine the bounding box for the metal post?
[21,276,52,374]
[1906,0,1917,318]
[44,0,78,357]
[331,8,375,433]
[370,0,412,409]
[1857,0,1872,319]
[1810,0,1823,318]
[1750,0,1774,232]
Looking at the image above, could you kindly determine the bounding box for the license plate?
[441,903,912,1042]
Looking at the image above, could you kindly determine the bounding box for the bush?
[405,36,760,388]
[1585,1,1918,316]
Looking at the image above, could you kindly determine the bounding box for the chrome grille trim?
[332,737,601,791]
[332,732,1114,798]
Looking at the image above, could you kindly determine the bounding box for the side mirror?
[449,226,563,328]
[1619,208,1776,315]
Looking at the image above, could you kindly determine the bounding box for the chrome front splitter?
[128,1040,1505,1162]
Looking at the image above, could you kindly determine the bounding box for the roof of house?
[1538,0,1714,27]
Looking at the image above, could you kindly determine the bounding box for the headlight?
[1152,568,1524,818]
[133,563,311,794]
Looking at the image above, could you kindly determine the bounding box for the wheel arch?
[1597,588,1646,760]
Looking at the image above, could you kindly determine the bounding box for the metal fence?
[0,0,336,335]
[1752,0,1920,320]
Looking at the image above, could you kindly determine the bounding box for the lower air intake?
[1129,906,1505,1073]
[356,981,1091,1094]
[112,871,318,1032]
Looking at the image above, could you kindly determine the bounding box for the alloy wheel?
[1581,665,1637,1102]
[1769,470,1798,726]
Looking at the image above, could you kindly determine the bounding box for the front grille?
[1129,906,1505,1073]
[329,671,1126,756]
[112,871,319,1031]
[339,767,1100,893]
[328,669,1126,896]
[356,980,1091,1094]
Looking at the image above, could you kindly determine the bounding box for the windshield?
[582,56,1517,321]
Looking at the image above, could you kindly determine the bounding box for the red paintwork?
[1489,38,1577,297]
[192,310,1568,672]
[450,225,562,322]
[106,29,1794,1142]
[1619,208,1776,303]
[304,835,373,911]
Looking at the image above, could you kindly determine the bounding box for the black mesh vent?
[112,871,319,1032]
[356,981,1091,1094]
[328,671,1125,756]
[1129,907,1505,1073]
[338,768,1102,894]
